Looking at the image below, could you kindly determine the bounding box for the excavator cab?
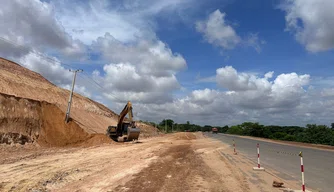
[106,101,140,142]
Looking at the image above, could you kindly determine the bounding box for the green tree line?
[226,122,334,146]
[140,119,334,146]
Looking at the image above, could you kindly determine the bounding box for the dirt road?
[0,132,300,192]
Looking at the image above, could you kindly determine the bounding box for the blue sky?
[1,0,334,126]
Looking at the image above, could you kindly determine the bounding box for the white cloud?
[216,66,273,91]
[281,0,334,52]
[190,88,220,105]
[51,0,198,45]
[196,10,241,50]
[244,33,266,53]
[51,0,144,44]
[133,67,313,126]
[0,0,86,59]
[86,32,187,104]
[196,9,264,52]
[101,62,181,93]
[321,88,334,97]
[92,33,187,77]
[18,52,73,85]
[264,71,274,79]
[216,66,310,108]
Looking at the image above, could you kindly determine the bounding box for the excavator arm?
[107,101,140,141]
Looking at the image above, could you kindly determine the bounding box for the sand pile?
[136,122,162,138]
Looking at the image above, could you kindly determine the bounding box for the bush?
[269,132,287,140]
[282,134,296,141]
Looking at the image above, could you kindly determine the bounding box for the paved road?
[205,133,334,192]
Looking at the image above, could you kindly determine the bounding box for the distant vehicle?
[212,127,218,134]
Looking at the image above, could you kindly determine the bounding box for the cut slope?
[0,57,118,134]
[0,93,111,147]
[0,57,159,138]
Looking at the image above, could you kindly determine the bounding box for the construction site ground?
[0,132,300,192]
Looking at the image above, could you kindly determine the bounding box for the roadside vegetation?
[140,120,334,146]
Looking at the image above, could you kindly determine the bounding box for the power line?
[78,72,124,103]
[0,36,131,105]
[0,37,74,69]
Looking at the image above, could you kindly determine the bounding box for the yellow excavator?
[106,101,140,142]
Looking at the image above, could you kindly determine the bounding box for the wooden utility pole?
[65,69,83,123]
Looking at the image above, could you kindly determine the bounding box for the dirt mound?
[174,132,197,140]
[37,102,90,147]
[136,122,162,138]
[77,134,113,147]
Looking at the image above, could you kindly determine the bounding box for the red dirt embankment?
[0,93,111,147]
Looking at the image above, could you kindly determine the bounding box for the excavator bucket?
[127,127,140,141]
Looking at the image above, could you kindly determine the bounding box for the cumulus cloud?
[132,67,313,126]
[196,9,264,52]
[280,0,334,52]
[216,66,272,91]
[92,60,183,104]
[196,10,241,50]
[216,66,310,108]
[0,0,87,59]
[86,32,187,104]
[101,62,181,93]
[92,33,187,77]
[18,52,73,85]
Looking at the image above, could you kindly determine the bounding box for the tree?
[331,123,334,129]
[203,125,212,132]
[220,125,229,133]
[227,125,243,135]
[159,119,175,133]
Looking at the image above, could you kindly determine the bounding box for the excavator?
[106,101,140,142]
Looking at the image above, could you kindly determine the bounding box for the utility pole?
[165,119,167,133]
[65,69,83,123]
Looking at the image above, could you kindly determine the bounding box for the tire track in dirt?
[114,141,224,192]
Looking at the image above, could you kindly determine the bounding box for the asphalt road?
[205,133,334,192]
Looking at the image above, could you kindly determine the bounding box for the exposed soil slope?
[0,57,160,145]
[0,93,112,147]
